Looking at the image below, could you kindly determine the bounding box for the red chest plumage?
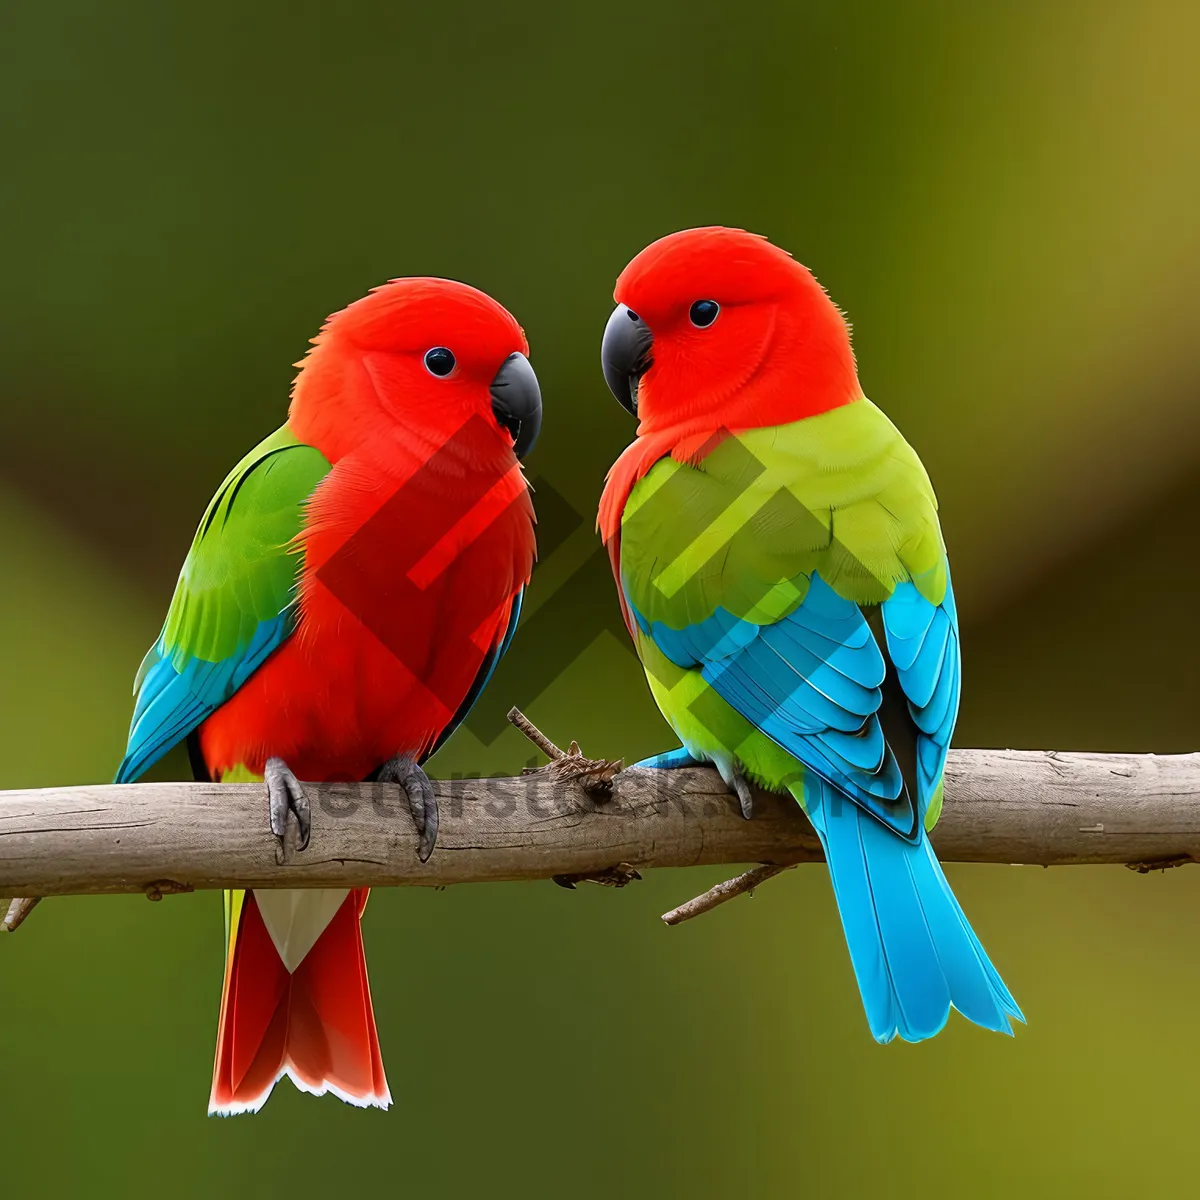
[199,418,535,781]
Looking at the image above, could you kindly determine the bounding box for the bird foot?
[628,746,754,817]
[373,755,438,862]
[630,747,702,771]
[731,770,756,820]
[265,757,310,851]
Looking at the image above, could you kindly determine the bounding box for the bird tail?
[208,887,390,1115]
[796,778,1024,1043]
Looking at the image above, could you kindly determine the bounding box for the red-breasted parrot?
[117,278,541,1112]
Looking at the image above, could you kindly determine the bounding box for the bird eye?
[689,300,720,328]
[424,347,456,377]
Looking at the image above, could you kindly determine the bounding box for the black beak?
[490,352,542,458]
[601,304,653,416]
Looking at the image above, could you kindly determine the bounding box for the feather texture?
[116,427,330,783]
[117,277,539,1116]
[606,399,1018,1041]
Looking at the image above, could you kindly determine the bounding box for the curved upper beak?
[601,304,653,416]
[490,352,542,459]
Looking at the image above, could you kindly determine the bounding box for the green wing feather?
[117,425,331,782]
[161,425,330,667]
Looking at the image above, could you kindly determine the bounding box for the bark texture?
[2,750,1198,898]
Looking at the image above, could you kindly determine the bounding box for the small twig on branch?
[508,708,626,886]
[507,707,565,761]
[661,863,796,926]
[1125,854,1196,873]
[3,897,41,933]
[508,707,623,797]
[553,862,643,890]
[143,879,195,901]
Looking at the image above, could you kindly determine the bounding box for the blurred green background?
[3,2,1199,1196]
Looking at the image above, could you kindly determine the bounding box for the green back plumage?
[620,399,946,632]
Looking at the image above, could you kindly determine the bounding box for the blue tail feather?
[801,777,1021,1042]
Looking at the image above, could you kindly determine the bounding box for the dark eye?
[424,347,456,377]
[689,300,720,328]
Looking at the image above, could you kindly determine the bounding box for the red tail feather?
[209,889,389,1115]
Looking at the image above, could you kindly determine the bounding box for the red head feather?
[289,277,529,464]
[599,227,861,542]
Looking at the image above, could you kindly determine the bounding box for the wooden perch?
[2,731,1199,915]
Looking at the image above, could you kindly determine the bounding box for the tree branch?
[1,746,1199,902]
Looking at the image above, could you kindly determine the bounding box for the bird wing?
[616,402,959,838]
[115,426,331,783]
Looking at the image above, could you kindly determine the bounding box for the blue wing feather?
[883,579,961,809]
[115,615,291,783]
[629,565,962,832]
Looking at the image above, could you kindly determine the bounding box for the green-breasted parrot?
[598,227,1022,1042]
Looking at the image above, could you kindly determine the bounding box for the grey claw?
[375,755,439,862]
[265,757,311,851]
[732,772,755,821]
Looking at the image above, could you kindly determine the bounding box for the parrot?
[597,227,1023,1043]
[115,277,541,1113]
